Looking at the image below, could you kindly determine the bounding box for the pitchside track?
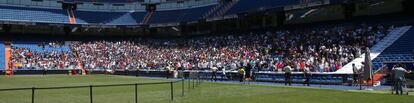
[0,75,413,103]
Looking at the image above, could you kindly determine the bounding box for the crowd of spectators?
[10,24,395,73]
[11,42,78,70]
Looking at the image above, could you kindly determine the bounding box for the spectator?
[10,24,393,75]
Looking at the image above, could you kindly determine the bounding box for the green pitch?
[0,75,412,103]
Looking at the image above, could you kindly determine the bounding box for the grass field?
[0,75,413,103]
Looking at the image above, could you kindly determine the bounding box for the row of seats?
[226,0,300,15]
[0,5,209,25]
[12,42,71,52]
[63,0,145,3]
[107,12,146,25]
[0,42,5,70]
[1,0,306,25]
[64,0,216,3]
[73,10,127,24]
[372,28,414,71]
[0,5,69,23]
[149,5,214,24]
[0,5,146,25]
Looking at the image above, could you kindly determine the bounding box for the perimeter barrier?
[0,76,203,103]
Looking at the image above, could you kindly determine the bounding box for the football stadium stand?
[225,0,300,15]
[108,11,146,25]
[337,26,412,74]
[0,5,69,23]
[10,42,73,70]
[0,0,412,86]
[63,0,143,3]
[149,5,214,24]
[73,11,128,24]
[372,28,414,70]
[0,0,316,25]
[12,42,71,52]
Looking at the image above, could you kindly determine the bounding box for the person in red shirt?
[277,61,284,72]
[300,60,305,72]
[187,63,192,70]
[26,51,33,58]
[335,62,342,71]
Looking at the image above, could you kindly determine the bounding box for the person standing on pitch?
[221,65,227,80]
[166,65,172,79]
[239,67,245,83]
[43,68,47,76]
[245,63,252,79]
[352,63,358,86]
[284,63,292,86]
[211,65,218,82]
[135,65,141,77]
[303,65,311,86]
[392,64,412,95]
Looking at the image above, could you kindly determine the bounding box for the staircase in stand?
[67,9,76,24]
[213,0,239,17]
[141,11,153,24]
[203,2,225,18]
[204,0,239,18]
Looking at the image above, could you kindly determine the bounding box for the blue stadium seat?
[73,11,146,25]
[226,0,300,15]
[12,42,71,53]
[107,11,146,25]
[149,5,214,24]
[372,28,414,71]
[131,12,147,24]
[73,11,126,24]
[0,6,69,23]
[67,0,142,3]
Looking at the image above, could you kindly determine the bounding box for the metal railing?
[0,77,203,103]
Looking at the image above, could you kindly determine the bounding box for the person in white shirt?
[284,63,292,86]
[392,64,412,95]
[221,65,226,80]
[211,66,218,82]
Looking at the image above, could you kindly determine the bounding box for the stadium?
[0,0,414,103]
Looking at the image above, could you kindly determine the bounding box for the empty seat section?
[149,5,214,24]
[107,12,146,25]
[72,0,137,3]
[0,5,69,23]
[372,28,414,70]
[73,11,126,24]
[131,12,147,24]
[226,0,299,15]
